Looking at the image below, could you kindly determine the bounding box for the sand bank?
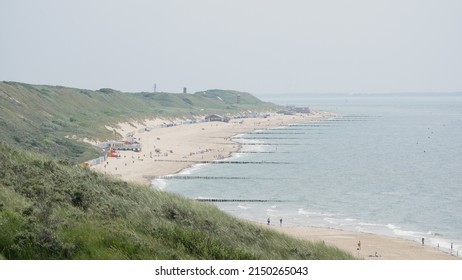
[272,225,458,260]
[91,112,332,185]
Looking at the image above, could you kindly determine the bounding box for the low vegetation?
[0,142,354,260]
[0,82,277,163]
[0,81,354,260]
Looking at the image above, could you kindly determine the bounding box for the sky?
[1,0,461,94]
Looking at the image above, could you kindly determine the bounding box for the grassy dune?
[0,82,277,163]
[0,142,354,260]
[0,81,354,260]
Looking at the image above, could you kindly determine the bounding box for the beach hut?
[205,114,229,122]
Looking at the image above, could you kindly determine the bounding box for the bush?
[0,143,355,260]
[157,225,255,260]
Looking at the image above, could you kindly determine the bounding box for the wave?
[178,163,208,175]
[386,224,400,230]
[358,222,385,227]
[298,208,334,217]
[151,178,167,190]
[232,135,266,153]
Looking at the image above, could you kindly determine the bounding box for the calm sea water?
[153,93,462,256]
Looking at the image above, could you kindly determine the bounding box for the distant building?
[104,141,142,152]
[277,110,296,115]
[293,107,310,114]
[205,114,230,122]
[278,106,310,115]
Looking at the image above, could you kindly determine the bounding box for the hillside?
[0,81,354,260]
[0,81,278,163]
[0,142,354,260]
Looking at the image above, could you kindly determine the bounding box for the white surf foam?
[151,178,167,190]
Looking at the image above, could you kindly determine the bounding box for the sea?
[152,93,462,256]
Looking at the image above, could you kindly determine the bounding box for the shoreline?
[271,225,458,260]
[90,112,459,260]
[91,112,333,185]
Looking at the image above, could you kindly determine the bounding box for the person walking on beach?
[280,218,283,227]
[422,238,425,245]
[267,217,270,226]
[357,241,361,250]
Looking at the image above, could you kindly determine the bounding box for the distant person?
[280,218,283,227]
[422,238,425,245]
[267,217,270,226]
[357,241,361,250]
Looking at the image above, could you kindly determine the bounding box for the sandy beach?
[91,112,332,185]
[90,112,459,260]
[272,225,458,260]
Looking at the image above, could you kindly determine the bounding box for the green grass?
[0,81,354,260]
[0,142,355,260]
[0,81,278,163]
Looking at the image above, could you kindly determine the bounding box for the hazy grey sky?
[1,0,461,94]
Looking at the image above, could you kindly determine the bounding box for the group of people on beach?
[358,240,382,258]
[267,217,283,227]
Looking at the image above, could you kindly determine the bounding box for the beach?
[273,226,458,260]
[91,112,332,185]
[90,112,459,260]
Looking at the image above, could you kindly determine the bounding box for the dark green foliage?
[6,205,76,259]
[182,97,193,105]
[156,225,255,259]
[0,142,354,260]
[97,88,117,94]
